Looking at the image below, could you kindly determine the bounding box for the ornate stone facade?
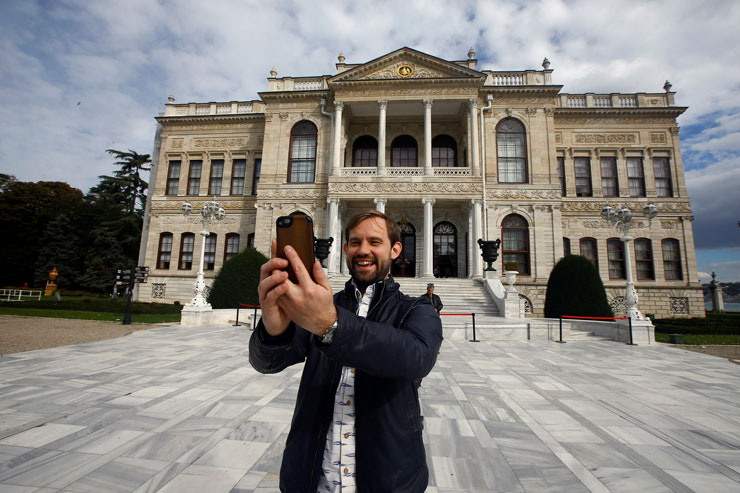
[137,47,703,318]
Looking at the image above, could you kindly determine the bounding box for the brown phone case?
[276,215,315,283]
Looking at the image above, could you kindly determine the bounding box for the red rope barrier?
[440,313,473,316]
[239,303,261,308]
[562,315,628,320]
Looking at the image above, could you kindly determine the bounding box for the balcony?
[339,167,471,177]
[558,93,675,108]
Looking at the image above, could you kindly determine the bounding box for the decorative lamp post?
[314,237,334,268]
[181,199,226,308]
[600,202,658,320]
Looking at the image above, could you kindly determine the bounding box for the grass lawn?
[655,333,740,345]
[0,307,179,323]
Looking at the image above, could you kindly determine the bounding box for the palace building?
[137,47,704,318]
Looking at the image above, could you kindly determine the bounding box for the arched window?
[392,219,416,277]
[496,118,527,183]
[288,121,317,183]
[579,238,598,271]
[662,239,682,280]
[352,136,378,167]
[501,214,530,274]
[433,221,457,277]
[179,233,195,270]
[635,238,654,280]
[432,135,457,167]
[224,233,240,263]
[157,233,173,269]
[607,238,625,279]
[391,135,418,167]
[204,233,217,270]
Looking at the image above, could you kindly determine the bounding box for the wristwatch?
[320,317,338,344]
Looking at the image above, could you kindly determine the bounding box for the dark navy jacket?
[249,276,444,492]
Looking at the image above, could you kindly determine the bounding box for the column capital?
[422,98,433,108]
[373,198,387,205]
[471,198,483,206]
[468,98,478,109]
[378,99,388,109]
[422,198,436,206]
[334,101,344,111]
[327,197,340,205]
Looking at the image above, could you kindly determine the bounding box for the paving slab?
[0,324,739,492]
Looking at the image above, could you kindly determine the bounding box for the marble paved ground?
[0,324,739,492]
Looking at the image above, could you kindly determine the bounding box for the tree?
[207,248,269,308]
[79,230,132,293]
[544,255,614,318]
[102,149,151,216]
[33,214,84,289]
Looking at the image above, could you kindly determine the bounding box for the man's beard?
[347,252,393,291]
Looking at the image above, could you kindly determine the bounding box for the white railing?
[216,104,231,114]
[294,79,325,91]
[237,103,253,113]
[620,96,637,107]
[490,73,525,86]
[433,167,471,176]
[0,289,42,301]
[388,167,424,176]
[195,105,210,115]
[568,96,586,107]
[340,167,377,176]
[593,96,611,107]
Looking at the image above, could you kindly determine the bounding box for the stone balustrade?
[163,100,265,117]
[558,92,675,108]
[267,76,329,92]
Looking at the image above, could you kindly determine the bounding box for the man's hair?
[344,210,400,246]
[427,283,434,288]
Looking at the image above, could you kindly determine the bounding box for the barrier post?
[469,312,479,342]
[557,317,566,343]
[253,306,258,330]
[627,316,637,346]
[233,306,240,327]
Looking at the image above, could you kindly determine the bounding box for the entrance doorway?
[434,221,457,277]
[392,219,416,277]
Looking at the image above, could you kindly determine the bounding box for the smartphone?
[276,214,315,283]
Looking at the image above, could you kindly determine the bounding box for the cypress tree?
[544,254,614,318]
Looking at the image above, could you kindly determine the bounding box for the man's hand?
[276,245,337,336]
[257,239,292,336]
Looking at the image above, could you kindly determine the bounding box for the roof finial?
[542,57,551,69]
[467,47,476,59]
[270,67,277,77]
[167,94,175,103]
[663,80,672,92]
[338,51,345,63]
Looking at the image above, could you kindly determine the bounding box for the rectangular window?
[188,160,202,195]
[635,239,654,280]
[247,233,255,248]
[157,233,172,269]
[291,136,317,182]
[600,157,618,197]
[224,234,239,263]
[607,239,626,279]
[204,233,217,270]
[166,161,180,195]
[574,157,592,197]
[231,159,246,195]
[563,237,571,256]
[179,233,194,270]
[579,238,598,270]
[662,239,683,280]
[627,157,646,197]
[208,159,224,195]
[557,156,566,196]
[251,158,262,196]
[653,157,673,197]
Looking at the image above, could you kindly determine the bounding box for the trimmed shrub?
[207,247,268,309]
[544,255,613,318]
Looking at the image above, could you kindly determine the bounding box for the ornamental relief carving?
[554,132,562,144]
[362,62,450,80]
[496,97,553,104]
[486,189,560,200]
[193,137,247,148]
[660,220,676,229]
[336,87,477,98]
[257,188,326,200]
[555,117,677,125]
[583,220,648,229]
[574,133,637,144]
[171,138,184,149]
[165,123,259,130]
[561,201,691,213]
[650,132,667,144]
[151,200,253,212]
[329,182,482,195]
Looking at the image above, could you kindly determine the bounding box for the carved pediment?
[330,47,484,83]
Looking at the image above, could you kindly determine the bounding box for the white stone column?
[377,100,387,176]
[327,198,341,275]
[423,98,433,176]
[331,101,344,176]
[469,98,480,176]
[374,198,386,213]
[471,198,483,278]
[422,198,435,277]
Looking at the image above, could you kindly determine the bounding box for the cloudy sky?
[1,0,738,282]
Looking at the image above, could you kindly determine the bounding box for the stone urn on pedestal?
[314,237,334,274]
[477,239,501,279]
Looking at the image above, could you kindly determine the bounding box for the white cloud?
[697,261,740,283]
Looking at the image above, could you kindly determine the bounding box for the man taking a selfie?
[249,210,443,492]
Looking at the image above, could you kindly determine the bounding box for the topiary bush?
[544,254,613,318]
[207,247,269,309]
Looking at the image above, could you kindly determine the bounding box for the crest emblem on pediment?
[330,47,484,83]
